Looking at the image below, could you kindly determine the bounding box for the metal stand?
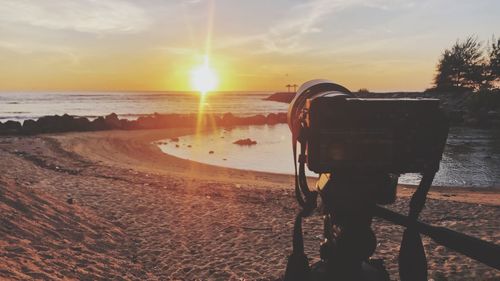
[311,171,391,281]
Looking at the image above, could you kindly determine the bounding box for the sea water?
[0,91,283,122]
[158,124,500,187]
[2,91,499,187]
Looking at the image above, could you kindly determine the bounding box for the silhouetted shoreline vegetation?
[267,35,500,128]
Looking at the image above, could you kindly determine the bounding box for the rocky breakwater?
[0,112,288,136]
[263,92,295,103]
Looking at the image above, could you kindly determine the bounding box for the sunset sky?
[0,0,498,92]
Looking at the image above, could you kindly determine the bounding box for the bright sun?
[190,61,218,94]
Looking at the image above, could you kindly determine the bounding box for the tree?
[434,36,486,90]
[487,37,500,88]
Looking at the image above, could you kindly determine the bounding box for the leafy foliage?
[465,88,500,113]
[434,36,486,91]
[487,37,500,86]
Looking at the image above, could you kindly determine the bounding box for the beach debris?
[209,150,214,154]
[175,144,180,148]
[233,138,257,146]
[187,145,192,148]
[67,197,74,204]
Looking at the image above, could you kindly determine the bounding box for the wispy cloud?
[0,40,80,65]
[0,0,151,34]
[259,0,343,54]
[215,0,407,55]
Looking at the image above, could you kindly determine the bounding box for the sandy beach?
[1,128,499,280]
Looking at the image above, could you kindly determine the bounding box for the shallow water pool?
[157,124,500,188]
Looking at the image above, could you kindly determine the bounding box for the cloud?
[0,40,80,65]
[214,0,405,55]
[157,46,197,55]
[253,0,358,54]
[0,0,151,34]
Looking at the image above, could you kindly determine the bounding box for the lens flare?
[191,56,218,95]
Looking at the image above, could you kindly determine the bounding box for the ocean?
[0,91,283,122]
[1,91,499,187]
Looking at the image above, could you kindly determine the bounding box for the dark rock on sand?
[104,113,121,129]
[27,114,90,134]
[264,92,296,103]
[1,120,22,134]
[233,138,257,146]
[74,117,91,131]
[22,119,38,134]
[2,112,289,136]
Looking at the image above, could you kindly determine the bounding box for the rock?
[35,115,56,132]
[60,114,77,131]
[266,113,279,124]
[3,120,22,134]
[90,116,107,130]
[221,113,237,126]
[264,92,296,103]
[33,114,81,133]
[209,150,214,154]
[245,114,267,125]
[104,113,121,129]
[1,111,294,136]
[73,117,91,131]
[22,119,38,134]
[233,138,257,146]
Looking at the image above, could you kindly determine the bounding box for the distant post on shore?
[285,84,292,92]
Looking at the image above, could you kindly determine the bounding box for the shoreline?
[1,128,499,280]
[59,128,500,202]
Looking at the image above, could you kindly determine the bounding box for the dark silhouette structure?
[283,80,500,281]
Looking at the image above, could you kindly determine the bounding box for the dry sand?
[0,128,499,280]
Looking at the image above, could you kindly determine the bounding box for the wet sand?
[1,129,499,280]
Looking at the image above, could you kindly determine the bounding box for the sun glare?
[190,59,218,94]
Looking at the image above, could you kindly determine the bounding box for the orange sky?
[0,0,498,92]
